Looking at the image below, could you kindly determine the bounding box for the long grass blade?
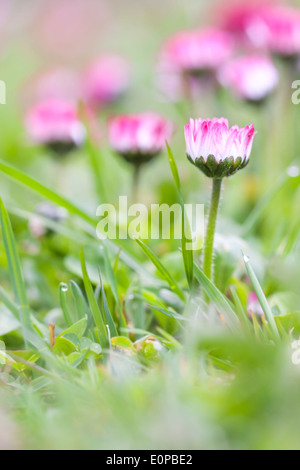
[166,142,194,288]
[0,159,95,226]
[0,285,19,318]
[80,249,108,347]
[136,238,185,302]
[0,198,31,345]
[194,263,239,330]
[243,253,280,340]
[99,271,118,338]
[59,283,73,327]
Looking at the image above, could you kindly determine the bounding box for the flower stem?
[203,178,222,282]
[132,164,141,202]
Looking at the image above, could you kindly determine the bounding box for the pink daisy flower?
[82,55,131,108]
[109,113,172,164]
[185,118,256,178]
[25,99,86,155]
[218,55,279,102]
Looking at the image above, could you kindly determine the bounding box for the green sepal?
[187,154,249,178]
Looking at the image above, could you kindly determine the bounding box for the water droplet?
[243,254,250,263]
[287,166,300,178]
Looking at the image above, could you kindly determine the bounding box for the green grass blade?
[136,238,185,302]
[70,280,89,321]
[59,283,73,327]
[194,263,239,330]
[113,247,122,276]
[166,142,194,288]
[166,141,181,190]
[0,159,95,226]
[0,162,158,283]
[0,198,31,345]
[242,170,299,237]
[100,242,127,331]
[0,285,19,318]
[99,271,118,338]
[143,302,184,322]
[100,242,121,311]
[243,253,280,340]
[80,250,108,347]
[85,136,107,202]
[230,286,251,332]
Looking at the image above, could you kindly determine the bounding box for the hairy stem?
[203,178,222,282]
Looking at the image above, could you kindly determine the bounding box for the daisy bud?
[109,113,172,166]
[82,55,131,109]
[218,55,279,103]
[25,99,86,155]
[185,118,256,178]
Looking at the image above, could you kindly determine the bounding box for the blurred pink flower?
[218,1,300,57]
[82,55,131,109]
[28,67,81,104]
[246,6,300,57]
[218,55,279,102]
[25,99,86,154]
[160,28,234,73]
[109,113,172,163]
[217,1,274,38]
[247,292,264,319]
[185,118,256,177]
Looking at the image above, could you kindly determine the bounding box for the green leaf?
[0,198,31,345]
[111,336,135,351]
[80,337,102,355]
[66,352,84,366]
[58,317,88,340]
[53,337,77,356]
[136,238,185,302]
